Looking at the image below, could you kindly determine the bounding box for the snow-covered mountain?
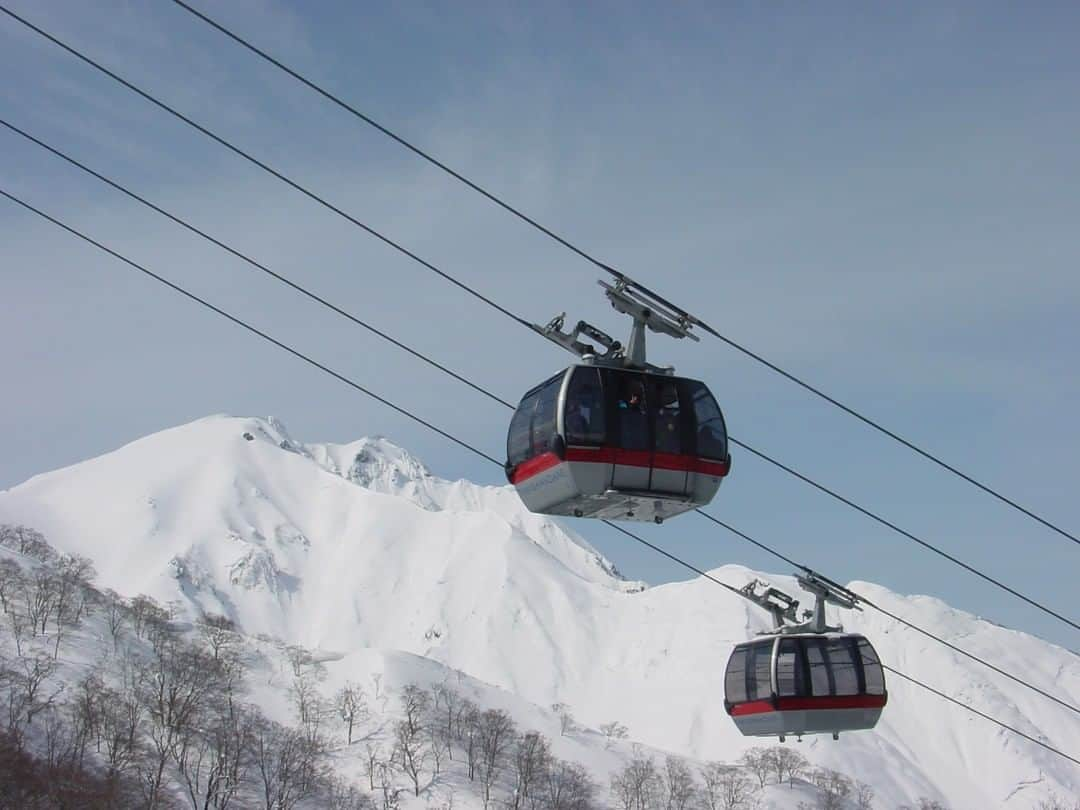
[0,415,1076,807]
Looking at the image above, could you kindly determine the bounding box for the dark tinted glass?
[805,639,833,696]
[652,378,684,454]
[531,376,562,455]
[614,372,649,450]
[685,381,727,460]
[565,367,606,445]
[776,638,804,697]
[724,646,749,704]
[827,638,860,696]
[751,643,777,699]
[859,638,886,695]
[508,392,539,466]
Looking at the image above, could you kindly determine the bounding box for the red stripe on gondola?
[613,449,652,467]
[512,446,732,483]
[728,694,888,717]
[693,457,731,477]
[565,447,616,464]
[509,452,563,484]
[652,451,691,472]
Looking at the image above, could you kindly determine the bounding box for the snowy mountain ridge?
[0,414,1076,808]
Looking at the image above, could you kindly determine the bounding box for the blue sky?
[1,1,1078,651]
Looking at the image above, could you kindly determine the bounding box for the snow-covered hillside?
[0,415,1076,807]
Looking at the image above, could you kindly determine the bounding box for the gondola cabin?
[724,633,887,740]
[505,364,731,523]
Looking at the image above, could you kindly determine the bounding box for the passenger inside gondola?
[618,378,648,449]
[565,400,588,441]
[655,381,682,454]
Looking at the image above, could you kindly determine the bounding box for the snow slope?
[0,415,1076,807]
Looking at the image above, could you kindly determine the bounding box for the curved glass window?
[614,372,649,451]
[508,391,539,466]
[652,378,685,454]
[859,638,886,695]
[805,639,833,696]
[776,638,805,697]
[532,376,561,455]
[685,381,727,460]
[826,637,861,696]
[748,640,774,700]
[724,646,749,704]
[565,367,606,445]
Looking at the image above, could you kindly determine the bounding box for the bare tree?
[365,742,382,790]
[21,568,59,635]
[550,702,575,736]
[394,683,432,794]
[512,730,551,810]
[99,682,144,779]
[768,747,807,787]
[427,717,446,776]
[7,609,28,656]
[853,780,874,810]
[812,769,852,810]
[611,755,661,810]
[17,653,60,725]
[251,716,325,810]
[700,762,756,810]
[432,683,463,760]
[290,672,325,740]
[662,757,697,810]
[394,717,428,796]
[0,558,23,614]
[135,633,224,807]
[174,701,256,810]
[399,683,431,736]
[376,760,403,810]
[545,759,594,810]
[0,524,55,561]
[323,775,374,810]
[335,681,367,746]
[129,594,169,639]
[285,645,315,678]
[738,748,771,789]
[600,720,630,749]
[199,614,239,663]
[460,700,481,781]
[56,553,96,622]
[1037,794,1080,810]
[477,708,517,808]
[101,589,127,651]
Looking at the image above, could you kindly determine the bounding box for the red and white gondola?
[505,364,730,523]
[724,632,888,741]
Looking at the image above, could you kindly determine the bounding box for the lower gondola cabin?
[724,634,887,740]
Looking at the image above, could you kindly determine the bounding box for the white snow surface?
[0,414,1076,808]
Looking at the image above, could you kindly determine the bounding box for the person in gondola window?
[565,401,589,441]
[618,380,648,449]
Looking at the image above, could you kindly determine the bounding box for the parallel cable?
[0,118,514,412]
[0,189,502,468]
[164,0,1080,549]
[693,510,1080,714]
[4,125,1076,713]
[882,667,1079,766]
[3,186,1077,766]
[12,117,1075,712]
[728,439,1079,631]
[0,50,1070,631]
[0,5,530,332]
